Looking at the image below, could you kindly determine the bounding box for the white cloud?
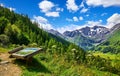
[39,0,54,13]
[45,12,59,17]
[80,1,84,8]
[80,8,88,13]
[66,0,79,12]
[73,16,79,22]
[107,13,120,23]
[66,18,73,22]
[86,21,102,26]
[0,3,5,7]
[39,0,62,17]
[33,16,48,23]
[8,7,16,11]
[99,20,102,22]
[57,24,82,33]
[79,16,83,20]
[56,7,64,12]
[101,13,107,16]
[80,1,88,13]
[32,16,53,30]
[86,14,89,17]
[107,13,120,28]
[66,16,83,22]
[86,0,120,7]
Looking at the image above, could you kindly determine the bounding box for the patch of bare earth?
[0,52,22,76]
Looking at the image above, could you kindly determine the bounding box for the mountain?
[46,23,120,51]
[79,26,110,39]
[63,26,110,50]
[47,29,95,50]
[110,23,120,32]
[46,25,112,50]
[95,23,120,53]
[47,29,65,39]
[63,30,94,50]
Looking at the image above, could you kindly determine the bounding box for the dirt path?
[0,52,22,76]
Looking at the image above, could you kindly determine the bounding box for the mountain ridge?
[47,24,120,50]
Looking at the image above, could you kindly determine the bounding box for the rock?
[0,61,9,65]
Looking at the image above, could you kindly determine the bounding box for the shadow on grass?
[14,58,51,74]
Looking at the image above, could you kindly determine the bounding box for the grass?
[92,69,118,76]
[14,52,119,76]
[93,52,120,60]
[93,51,120,75]
[0,47,8,52]
[0,46,119,76]
[107,30,120,44]
[15,53,94,76]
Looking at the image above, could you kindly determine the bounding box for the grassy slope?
[13,51,118,76]
[108,30,120,44]
[95,29,120,53]
[93,52,120,75]
[1,48,116,76]
[93,52,120,60]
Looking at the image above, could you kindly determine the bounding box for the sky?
[0,0,120,33]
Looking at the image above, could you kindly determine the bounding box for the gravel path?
[0,53,22,76]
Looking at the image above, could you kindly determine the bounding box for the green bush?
[0,34,9,46]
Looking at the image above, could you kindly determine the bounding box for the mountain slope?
[63,30,95,50]
[0,6,70,47]
[63,26,110,50]
[95,24,120,53]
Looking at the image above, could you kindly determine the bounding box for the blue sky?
[0,0,120,33]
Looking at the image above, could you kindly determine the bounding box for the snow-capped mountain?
[64,26,110,38]
[47,24,120,50]
[64,26,110,42]
[62,26,110,50]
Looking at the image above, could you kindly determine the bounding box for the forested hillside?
[0,6,70,47]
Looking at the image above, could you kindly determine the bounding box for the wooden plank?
[8,46,23,54]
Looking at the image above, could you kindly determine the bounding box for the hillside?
[0,6,70,48]
[95,24,120,53]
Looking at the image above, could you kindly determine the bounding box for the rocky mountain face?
[64,26,110,41]
[63,26,111,50]
[47,24,120,50]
